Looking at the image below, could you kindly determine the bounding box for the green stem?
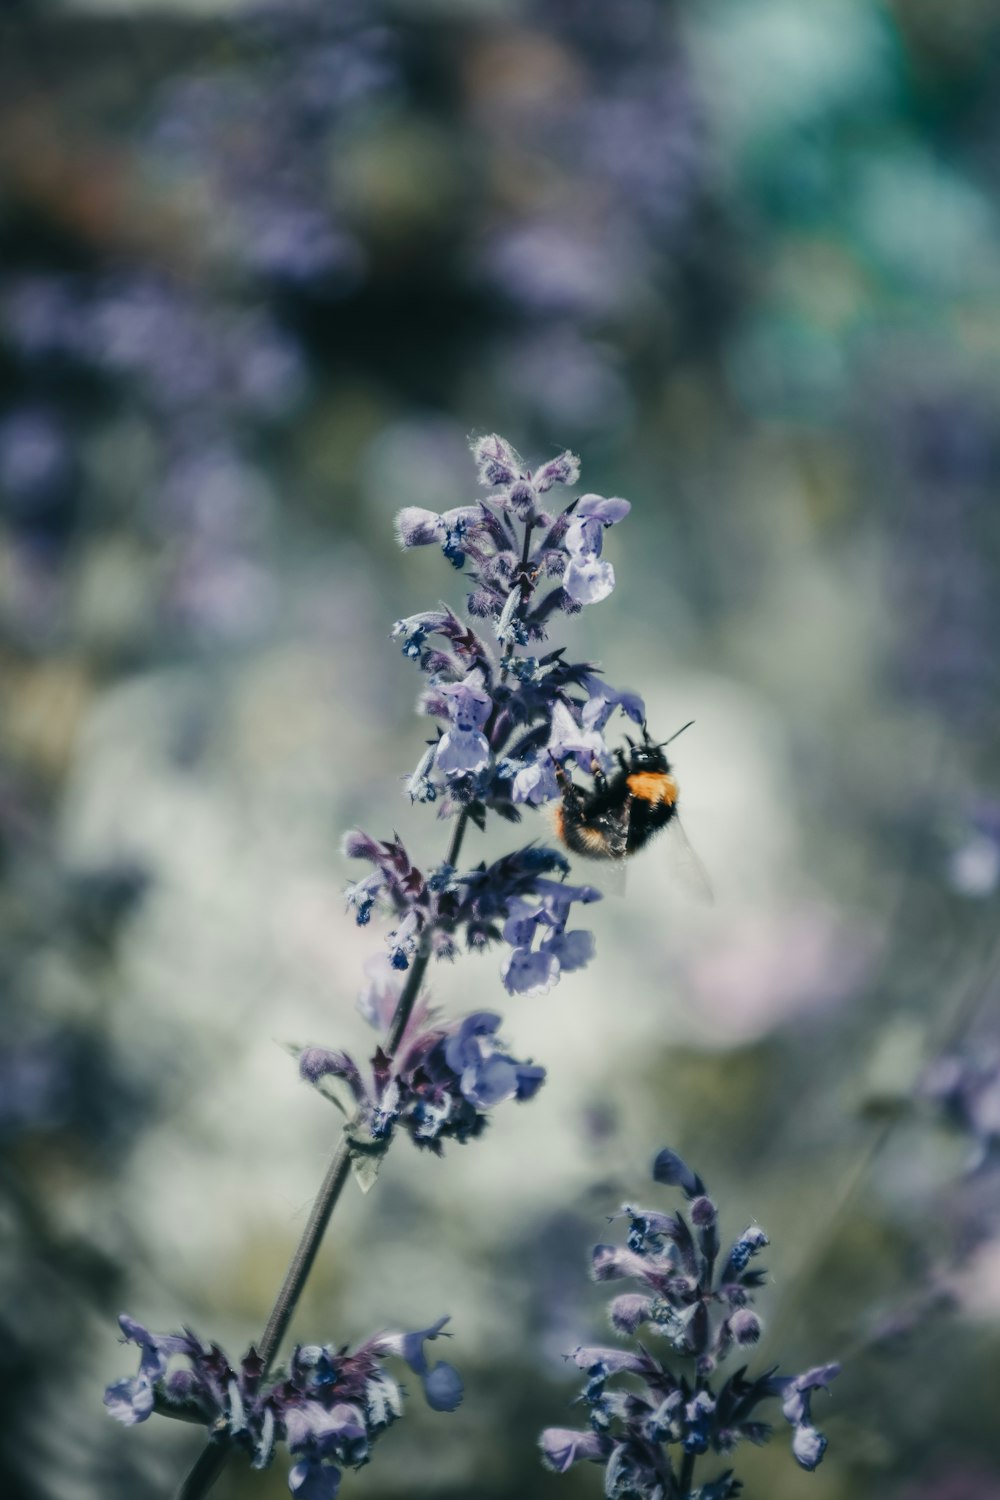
[174,812,473,1500]
[765,923,1000,1360]
[174,512,536,1499]
[678,1449,697,1498]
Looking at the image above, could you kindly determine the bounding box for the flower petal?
[540,1428,608,1472]
[501,946,560,997]
[564,557,615,605]
[422,1361,464,1412]
[435,728,490,774]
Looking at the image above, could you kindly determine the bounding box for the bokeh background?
[2,1,1000,1497]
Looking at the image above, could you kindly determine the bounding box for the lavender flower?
[540,1149,839,1497]
[342,827,602,991]
[106,1312,461,1498]
[921,1050,1000,1172]
[436,671,493,774]
[343,438,663,1002]
[563,496,632,605]
[297,991,544,1154]
[500,878,601,997]
[394,435,627,638]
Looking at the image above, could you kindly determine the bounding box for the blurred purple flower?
[0,406,77,547]
[922,1049,1000,1172]
[540,1148,838,1493]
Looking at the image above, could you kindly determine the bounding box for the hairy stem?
[174,811,473,1500]
[174,513,536,1499]
[176,1443,228,1500]
[765,923,1000,1361]
[678,1449,697,1498]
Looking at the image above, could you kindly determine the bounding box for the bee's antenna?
[658,720,694,748]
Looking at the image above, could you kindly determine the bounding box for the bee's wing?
[568,815,629,895]
[601,811,630,863]
[665,815,715,904]
[592,856,629,897]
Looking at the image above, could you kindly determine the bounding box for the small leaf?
[347,1130,390,1194]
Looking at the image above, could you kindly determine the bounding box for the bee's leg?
[552,755,583,806]
[589,757,609,793]
[615,747,630,775]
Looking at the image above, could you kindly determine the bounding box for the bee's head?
[623,720,694,772]
[622,732,669,773]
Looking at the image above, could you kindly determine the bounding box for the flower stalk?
[109,433,646,1500]
[173,806,475,1500]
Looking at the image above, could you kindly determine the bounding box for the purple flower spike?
[538,1148,838,1492]
[108,1313,461,1493]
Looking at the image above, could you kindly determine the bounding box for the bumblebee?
[552,723,693,861]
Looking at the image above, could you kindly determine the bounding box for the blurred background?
[2,1,1000,1497]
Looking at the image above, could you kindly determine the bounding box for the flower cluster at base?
[105,1313,462,1500]
[297,957,545,1153]
[540,1148,839,1499]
